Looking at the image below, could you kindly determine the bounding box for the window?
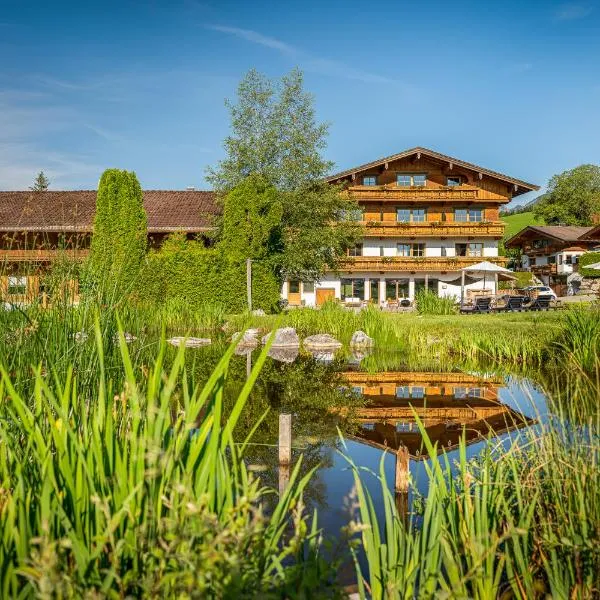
[469,208,483,222]
[565,255,577,265]
[379,246,385,257]
[468,388,483,398]
[288,280,300,294]
[396,174,427,187]
[454,387,467,399]
[303,281,315,293]
[396,422,412,433]
[455,243,482,257]
[454,208,484,222]
[396,207,427,222]
[341,279,365,300]
[7,276,27,296]
[454,208,468,222]
[446,176,461,186]
[396,207,411,222]
[386,278,410,300]
[396,386,410,399]
[411,387,425,399]
[548,255,556,264]
[348,243,363,257]
[362,175,377,186]
[397,243,425,257]
[412,208,426,222]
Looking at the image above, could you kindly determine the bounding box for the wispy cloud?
[0,93,101,189]
[207,24,408,88]
[554,3,593,20]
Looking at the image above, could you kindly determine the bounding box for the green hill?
[501,212,543,240]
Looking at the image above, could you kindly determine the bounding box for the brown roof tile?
[0,190,218,233]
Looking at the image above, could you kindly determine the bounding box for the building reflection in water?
[337,370,534,518]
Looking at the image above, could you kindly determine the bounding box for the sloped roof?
[505,225,597,248]
[0,190,218,233]
[326,146,540,196]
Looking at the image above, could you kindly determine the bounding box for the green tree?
[207,68,361,282]
[30,171,50,191]
[535,165,600,225]
[88,169,147,300]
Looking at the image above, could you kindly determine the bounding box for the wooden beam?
[448,162,453,170]
[478,172,483,180]
[351,172,356,181]
[384,161,389,170]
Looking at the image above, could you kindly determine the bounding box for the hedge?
[136,236,281,313]
[579,252,600,278]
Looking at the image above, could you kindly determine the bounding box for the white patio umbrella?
[583,261,600,270]
[460,261,515,305]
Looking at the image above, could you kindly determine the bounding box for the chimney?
[592,214,600,224]
[186,186,195,191]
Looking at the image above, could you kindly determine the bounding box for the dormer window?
[397,174,427,187]
[446,176,462,187]
[362,175,377,186]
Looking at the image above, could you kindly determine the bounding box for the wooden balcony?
[0,249,90,262]
[345,185,480,202]
[337,256,508,273]
[361,221,505,238]
[531,263,557,276]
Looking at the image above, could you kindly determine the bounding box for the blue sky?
[1,0,599,205]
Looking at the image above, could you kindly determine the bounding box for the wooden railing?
[361,221,505,237]
[345,185,480,201]
[337,256,508,272]
[0,249,90,262]
[531,263,557,275]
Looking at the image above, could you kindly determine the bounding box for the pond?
[185,343,550,548]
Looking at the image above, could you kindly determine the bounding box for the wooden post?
[395,445,410,524]
[246,350,252,380]
[246,258,252,312]
[424,273,429,292]
[395,445,409,494]
[278,413,292,495]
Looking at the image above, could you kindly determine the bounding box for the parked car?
[523,286,558,300]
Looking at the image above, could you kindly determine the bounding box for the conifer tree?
[88,169,147,300]
[30,171,50,191]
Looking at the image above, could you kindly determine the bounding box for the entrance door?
[287,280,301,306]
[316,288,335,306]
[370,280,379,304]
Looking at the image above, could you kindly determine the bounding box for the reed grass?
[0,320,341,597]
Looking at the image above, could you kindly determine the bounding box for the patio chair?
[527,296,551,311]
[460,297,492,314]
[495,295,527,312]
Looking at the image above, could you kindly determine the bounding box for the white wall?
[361,238,498,258]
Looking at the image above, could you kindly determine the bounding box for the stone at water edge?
[232,328,260,346]
[167,337,211,348]
[261,327,300,347]
[303,333,342,349]
[267,345,299,363]
[349,330,375,347]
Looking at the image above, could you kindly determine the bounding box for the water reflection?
[344,370,534,458]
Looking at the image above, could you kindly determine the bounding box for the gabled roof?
[0,190,218,233]
[326,146,540,196]
[505,225,598,248]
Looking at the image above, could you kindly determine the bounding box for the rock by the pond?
[268,345,299,363]
[72,331,88,343]
[261,327,299,347]
[350,330,375,347]
[113,332,137,343]
[252,309,266,316]
[308,350,335,363]
[167,337,211,348]
[232,328,260,346]
[303,333,342,350]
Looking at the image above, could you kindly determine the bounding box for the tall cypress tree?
[88,169,147,300]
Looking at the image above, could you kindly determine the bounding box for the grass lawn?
[501,211,543,239]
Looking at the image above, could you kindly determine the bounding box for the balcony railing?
[337,256,508,273]
[0,249,90,262]
[360,221,505,238]
[344,185,480,202]
[531,263,557,275]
